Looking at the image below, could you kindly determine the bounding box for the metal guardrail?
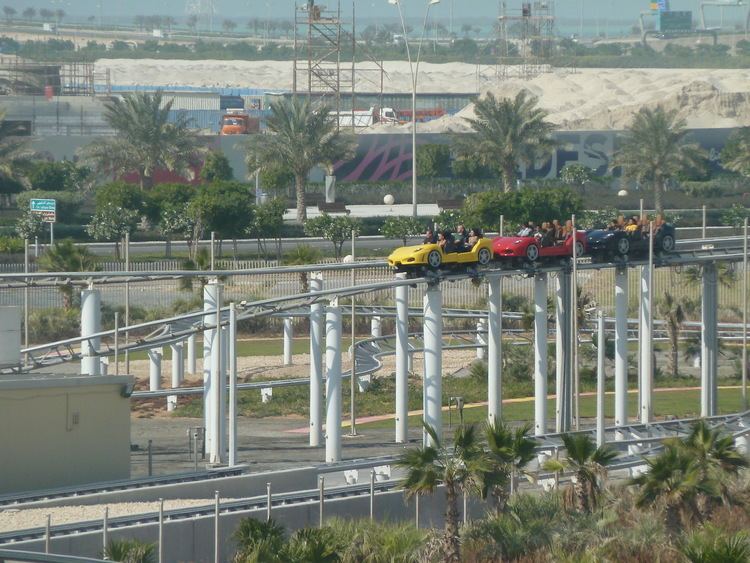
[0,550,107,563]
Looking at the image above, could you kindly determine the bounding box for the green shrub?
[28,307,80,343]
[0,235,24,253]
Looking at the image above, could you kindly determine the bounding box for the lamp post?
[388,0,441,218]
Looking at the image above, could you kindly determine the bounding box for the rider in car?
[423,228,437,244]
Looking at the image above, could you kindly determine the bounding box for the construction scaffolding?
[496,1,556,81]
[292,1,385,128]
[0,57,110,97]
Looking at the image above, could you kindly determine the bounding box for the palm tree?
[397,423,493,562]
[460,91,556,192]
[233,517,286,562]
[38,240,98,309]
[676,420,748,503]
[0,110,31,185]
[79,91,204,190]
[721,127,750,176]
[485,420,537,504]
[681,527,750,563]
[246,97,356,222]
[631,442,718,535]
[614,106,705,215]
[103,538,156,563]
[657,292,696,379]
[544,433,616,513]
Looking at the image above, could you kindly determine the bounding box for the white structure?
[395,273,409,443]
[283,317,294,366]
[702,263,719,417]
[325,300,343,463]
[534,274,548,436]
[80,289,101,376]
[487,275,502,423]
[614,268,629,438]
[423,284,443,446]
[309,272,324,447]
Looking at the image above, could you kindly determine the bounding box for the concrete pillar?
[395,273,409,443]
[283,317,293,366]
[208,284,226,465]
[309,272,324,447]
[80,289,101,376]
[423,283,443,447]
[203,281,219,453]
[614,268,629,437]
[487,275,502,424]
[596,311,606,447]
[187,333,196,375]
[555,272,572,433]
[476,319,487,361]
[325,301,343,463]
[371,316,382,339]
[534,273,548,436]
[701,263,719,417]
[218,324,228,460]
[639,265,653,424]
[148,348,162,391]
[171,343,184,388]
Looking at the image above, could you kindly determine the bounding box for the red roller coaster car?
[492,231,587,263]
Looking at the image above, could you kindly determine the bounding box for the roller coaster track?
[10,235,749,374]
[0,410,748,545]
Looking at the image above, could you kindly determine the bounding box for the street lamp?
[388,0,440,218]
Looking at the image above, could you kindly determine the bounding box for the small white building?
[0,374,133,495]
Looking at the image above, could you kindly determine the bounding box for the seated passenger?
[624,217,640,233]
[438,230,456,253]
[517,222,533,237]
[541,223,556,247]
[423,228,437,244]
[467,228,482,247]
[454,224,468,249]
[563,220,574,240]
[607,220,619,231]
[552,220,564,243]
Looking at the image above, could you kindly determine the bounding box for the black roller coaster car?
[586,224,677,261]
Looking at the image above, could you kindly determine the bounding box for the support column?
[80,288,101,376]
[171,343,184,388]
[309,272,324,447]
[371,316,382,339]
[325,300,343,463]
[701,263,719,417]
[596,311,606,447]
[203,281,222,460]
[395,273,409,443]
[187,333,196,375]
[555,272,572,432]
[640,265,653,424]
[615,268,629,438]
[148,348,162,391]
[283,317,294,366]
[534,273,548,436]
[423,283,443,446]
[487,275,502,424]
[476,319,487,361]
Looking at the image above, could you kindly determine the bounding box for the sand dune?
[96,59,750,130]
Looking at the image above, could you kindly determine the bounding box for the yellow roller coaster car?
[388,239,494,272]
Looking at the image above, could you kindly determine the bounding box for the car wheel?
[616,237,630,256]
[478,248,491,265]
[574,241,585,258]
[427,250,442,269]
[661,234,675,253]
[525,244,539,262]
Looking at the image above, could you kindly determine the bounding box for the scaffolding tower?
[0,58,109,96]
[292,1,385,128]
[496,1,556,81]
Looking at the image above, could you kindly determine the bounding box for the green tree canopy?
[462,186,583,232]
[188,181,254,241]
[245,96,356,222]
[415,143,451,179]
[721,127,750,177]
[379,216,425,246]
[304,213,360,259]
[28,160,91,192]
[200,150,234,182]
[460,91,556,192]
[144,182,197,223]
[79,91,205,190]
[94,181,145,214]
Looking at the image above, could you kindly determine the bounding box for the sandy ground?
[0,499,230,533]
[95,60,750,131]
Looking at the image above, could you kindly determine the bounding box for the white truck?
[333,107,399,128]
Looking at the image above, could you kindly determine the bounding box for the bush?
[415,143,451,178]
[304,214,361,259]
[94,182,145,214]
[28,307,80,343]
[28,160,90,192]
[0,235,24,253]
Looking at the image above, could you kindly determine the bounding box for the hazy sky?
[7,0,741,26]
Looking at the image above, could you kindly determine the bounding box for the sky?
[6,0,744,29]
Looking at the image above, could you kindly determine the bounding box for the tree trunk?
[669,328,679,379]
[114,240,120,260]
[665,503,682,536]
[653,178,665,216]
[574,472,588,513]
[295,174,307,223]
[443,482,461,563]
[502,161,516,193]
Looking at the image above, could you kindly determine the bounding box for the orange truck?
[219,110,260,135]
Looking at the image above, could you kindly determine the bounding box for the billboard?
[660,11,692,33]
